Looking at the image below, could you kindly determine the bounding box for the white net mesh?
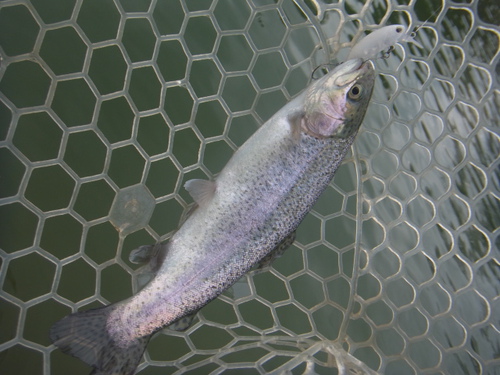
[0,0,499,374]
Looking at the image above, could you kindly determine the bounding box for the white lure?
[347,24,423,60]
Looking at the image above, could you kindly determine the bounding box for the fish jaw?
[300,59,375,139]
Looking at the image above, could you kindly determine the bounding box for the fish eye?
[348,84,362,100]
[396,26,403,33]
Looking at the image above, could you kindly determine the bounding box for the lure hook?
[311,63,337,80]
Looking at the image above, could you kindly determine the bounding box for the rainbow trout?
[50,58,375,374]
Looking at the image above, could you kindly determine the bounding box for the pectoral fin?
[288,112,305,142]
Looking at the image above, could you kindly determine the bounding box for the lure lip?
[401,31,424,49]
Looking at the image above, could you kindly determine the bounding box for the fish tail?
[50,305,150,375]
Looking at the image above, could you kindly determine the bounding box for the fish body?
[50,58,375,375]
[347,24,422,60]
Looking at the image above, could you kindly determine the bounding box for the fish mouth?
[333,58,374,87]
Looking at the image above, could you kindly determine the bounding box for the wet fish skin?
[50,58,375,375]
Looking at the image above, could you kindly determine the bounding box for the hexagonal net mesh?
[0,0,499,374]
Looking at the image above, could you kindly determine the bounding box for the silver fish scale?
[222,133,358,273]
[0,0,499,374]
[176,135,360,331]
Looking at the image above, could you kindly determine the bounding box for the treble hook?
[311,63,338,80]
[381,45,395,59]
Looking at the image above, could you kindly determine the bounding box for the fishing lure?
[312,24,418,79]
[347,24,423,60]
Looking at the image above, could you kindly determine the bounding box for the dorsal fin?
[184,179,216,207]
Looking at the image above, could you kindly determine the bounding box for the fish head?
[301,58,375,139]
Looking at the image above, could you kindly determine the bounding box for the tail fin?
[50,306,150,375]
